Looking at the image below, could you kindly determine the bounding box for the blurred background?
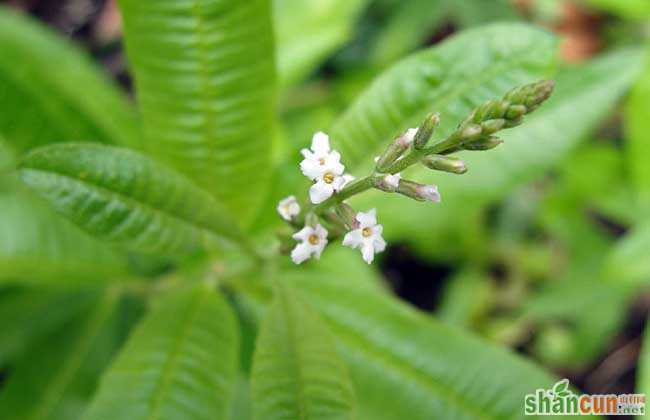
[2,0,650,417]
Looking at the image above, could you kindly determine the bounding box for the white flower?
[291,224,328,264]
[277,195,300,221]
[342,209,386,264]
[309,170,347,204]
[384,173,401,190]
[418,184,441,202]
[300,132,344,180]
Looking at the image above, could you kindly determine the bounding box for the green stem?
[311,175,377,214]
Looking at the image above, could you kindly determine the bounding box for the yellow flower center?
[362,227,373,237]
[308,234,320,245]
[323,172,335,184]
[319,157,326,165]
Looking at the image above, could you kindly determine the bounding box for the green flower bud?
[334,203,358,229]
[413,113,440,149]
[463,136,503,151]
[375,129,415,172]
[305,212,319,227]
[460,124,483,142]
[422,155,467,174]
[397,179,441,202]
[505,104,527,120]
[481,119,506,135]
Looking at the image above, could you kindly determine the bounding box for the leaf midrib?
[146,288,208,420]
[279,290,308,420]
[20,167,224,243]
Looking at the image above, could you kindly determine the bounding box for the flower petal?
[300,158,324,180]
[291,242,312,264]
[356,208,377,228]
[311,132,330,154]
[309,181,334,204]
[314,224,329,240]
[361,243,375,264]
[331,176,347,192]
[342,229,363,248]
[292,226,313,241]
[373,236,387,253]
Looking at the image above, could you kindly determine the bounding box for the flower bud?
[397,179,441,202]
[413,113,440,149]
[335,203,358,229]
[305,212,319,227]
[463,136,503,151]
[505,104,527,120]
[374,173,401,192]
[375,129,416,172]
[480,119,505,135]
[422,155,467,174]
[459,124,483,142]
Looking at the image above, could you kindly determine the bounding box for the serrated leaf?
[355,49,644,258]
[118,0,276,223]
[18,143,245,255]
[625,50,650,213]
[0,180,126,283]
[0,289,123,420]
[282,271,573,420]
[0,6,139,153]
[331,23,558,170]
[251,283,355,420]
[275,0,370,86]
[83,284,240,420]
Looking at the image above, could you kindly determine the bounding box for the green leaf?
[251,283,355,420]
[118,0,276,223]
[371,0,448,66]
[18,143,245,255]
[356,48,644,259]
[275,0,370,86]
[0,289,123,420]
[625,50,650,213]
[283,271,570,420]
[437,268,493,329]
[372,0,518,65]
[83,284,240,420]
[585,0,650,19]
[0,6,139,153]
[0,288,98,364]
[0,180,126,283]
[604,223,650,285]
[331,23,558,171]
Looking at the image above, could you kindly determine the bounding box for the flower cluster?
[275,80,556,266]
